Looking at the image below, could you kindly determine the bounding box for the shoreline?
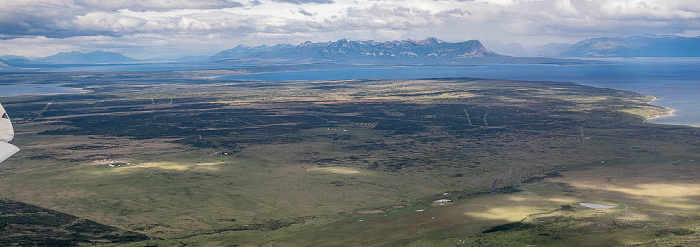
[644,108,676,123]
[642,97,699,128]
[643,96,677,123]
[567,83,696,128]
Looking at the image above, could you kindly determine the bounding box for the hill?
[211,44,294,60]
[35,51,138,64]
[559,35,700,57]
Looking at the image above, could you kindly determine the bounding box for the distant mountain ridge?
[211,44,294,60]
[559,35,700,57]
[36,51,137,64]
[212,38,501,64]
[1,38,590,69]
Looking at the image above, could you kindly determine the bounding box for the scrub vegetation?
[0,71,697,246]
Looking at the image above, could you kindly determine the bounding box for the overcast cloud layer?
[1,0,699,58]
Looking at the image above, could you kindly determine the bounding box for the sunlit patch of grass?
[87,161,229,174]
[606,183,700,198]
[619,106,670,119]
[307,166,369,175]
[460,194,556,222]
[551,162,700,210]
[135,162,192,171]
[547,197,580,204]
[429,92,476,99]
[465,205,551,221]
[555,95,611,103]
[497,97,528,103]
[618,212,652,222]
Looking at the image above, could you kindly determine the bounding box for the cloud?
[74,12,152,32]
[73,0,244,11]
[332,5,439,30]
[0,0,246,38]
[299,9,314,16]
[0,0,77,37]
[2,0,700,58]
[271,0,335,4]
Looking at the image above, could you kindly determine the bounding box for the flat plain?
[0,71,698,246]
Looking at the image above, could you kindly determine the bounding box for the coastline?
[643,96,677,123]
[644,108,676,123]
[570,82,697,128]
[642,96,699,128]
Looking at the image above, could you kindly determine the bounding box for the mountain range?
[4,35,700,68]
[559,35,700,57]
[210,38,503,65]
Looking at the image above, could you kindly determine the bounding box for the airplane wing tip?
[0,141,19,164]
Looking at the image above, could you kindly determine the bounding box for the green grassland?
[0,72,698,246]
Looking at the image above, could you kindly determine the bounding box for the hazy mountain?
[482,40,528,56]
[3,58,34,67]
[0,55,30,67]
[481,41,573,57]
[35,51,138,64]
[211,38,505,65]
[0,55,30,60]
[559,35,700,57]
[176,55,211,62]
[211,44,294,60]
[531,43,573,57]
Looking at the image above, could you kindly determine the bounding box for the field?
[0,71,698,246]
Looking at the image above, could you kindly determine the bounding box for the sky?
[1,0,700,59]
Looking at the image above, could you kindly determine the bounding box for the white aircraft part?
[0,142,19,164]
[0,103,14,143]
[0,103,17,164]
